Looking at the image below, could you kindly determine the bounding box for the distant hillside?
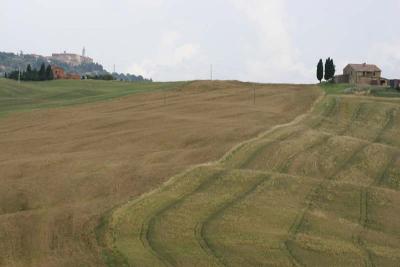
[0,52,106,75]
[0,51,151,82]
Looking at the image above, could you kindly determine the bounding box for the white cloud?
[128,30,205,81]
[129,0,312,82]
[4,0,398,83]
[368,41,400,79]
[230,0,311,83]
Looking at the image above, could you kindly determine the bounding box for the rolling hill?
[1,79,399,266]
[103,88,400,266]
[0,79,321,266]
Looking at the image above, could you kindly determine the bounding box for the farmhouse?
[52,66,65,79]
[334,63,388,86]
[65,73,81,80]
[51,66,81,80]
[390,79,400,90]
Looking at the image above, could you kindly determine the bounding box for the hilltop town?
[0,48,151,82]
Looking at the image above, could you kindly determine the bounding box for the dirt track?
[0,81,320,266]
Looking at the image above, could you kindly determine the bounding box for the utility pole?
[113,64,116,73]
[210,64,213,81]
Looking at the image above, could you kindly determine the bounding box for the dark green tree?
[25,64,32,81]
[324,58,336,81]
[45,65,54,80]
[39,63,46,81]
[330,58,336,78]
[32,68,39,81]
[324,58,331,81]
[317,59,324,83]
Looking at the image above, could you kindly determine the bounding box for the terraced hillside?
[0,80,321,266]
[105,94,400,266]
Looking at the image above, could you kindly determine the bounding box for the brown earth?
[0,81,321,266]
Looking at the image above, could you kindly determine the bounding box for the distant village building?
[49,48,93,66]
[65,73,81,80]
[390,79,400,90]
[51,66,81,80]
[52,66,65,79]
[334,63,388,86]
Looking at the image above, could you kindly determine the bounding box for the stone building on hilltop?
[52,66,65,79]
[51,66,81,80]
[49,48,93,66]
[334,63,388,86]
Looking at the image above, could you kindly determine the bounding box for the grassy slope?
[0,78,183,116]
[0,80,321,267]
[321,82,400,97]
[106,89,400,266]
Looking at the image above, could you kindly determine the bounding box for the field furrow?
[101,91,400,267]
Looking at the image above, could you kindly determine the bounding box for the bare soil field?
[106,93,400,266]
[0,80,320,266]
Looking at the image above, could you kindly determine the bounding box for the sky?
[1,0,400,83]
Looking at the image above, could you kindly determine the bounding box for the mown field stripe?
[143,170,225,267]
[356,188,375,267]
[338,102,367,136]
[278,134,331,174]
[283,138,370,265]
[310,96,340,129]
[290,107,398,266]
[195,174,271,266]
[374,108,397,144]
[280,102,366,175]
[239,129,303,169]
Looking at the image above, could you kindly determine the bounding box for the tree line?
[85,74,115,80]
[5,63,54,81]
[317,58,336,83]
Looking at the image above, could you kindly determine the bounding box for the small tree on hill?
[30,68,39,81]
[324,57,336,81]
[46,65,54,80]
[39,63,46,81]
[25,64,32,81]
[317,59,324,83]
[324,58,331,81]
[331,58,336,78]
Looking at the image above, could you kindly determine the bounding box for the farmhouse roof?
[346,63,381,72]
[51,66,64,70]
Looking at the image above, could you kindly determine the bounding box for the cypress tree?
[46,65,54,80]
[324,58,331,81]
[25,64,32,81]
[39,63,46,81]
[330,58,336,79]
[324,58,336,81]
[32,68,39,81]
[317,59,324,83]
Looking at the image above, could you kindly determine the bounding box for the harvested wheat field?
[0,79,321,266]
[105,92,400,266]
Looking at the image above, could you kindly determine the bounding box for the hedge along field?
[0,80,321,266]
[106,94,400,267]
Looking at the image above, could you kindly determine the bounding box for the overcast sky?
[1,0,400,82]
